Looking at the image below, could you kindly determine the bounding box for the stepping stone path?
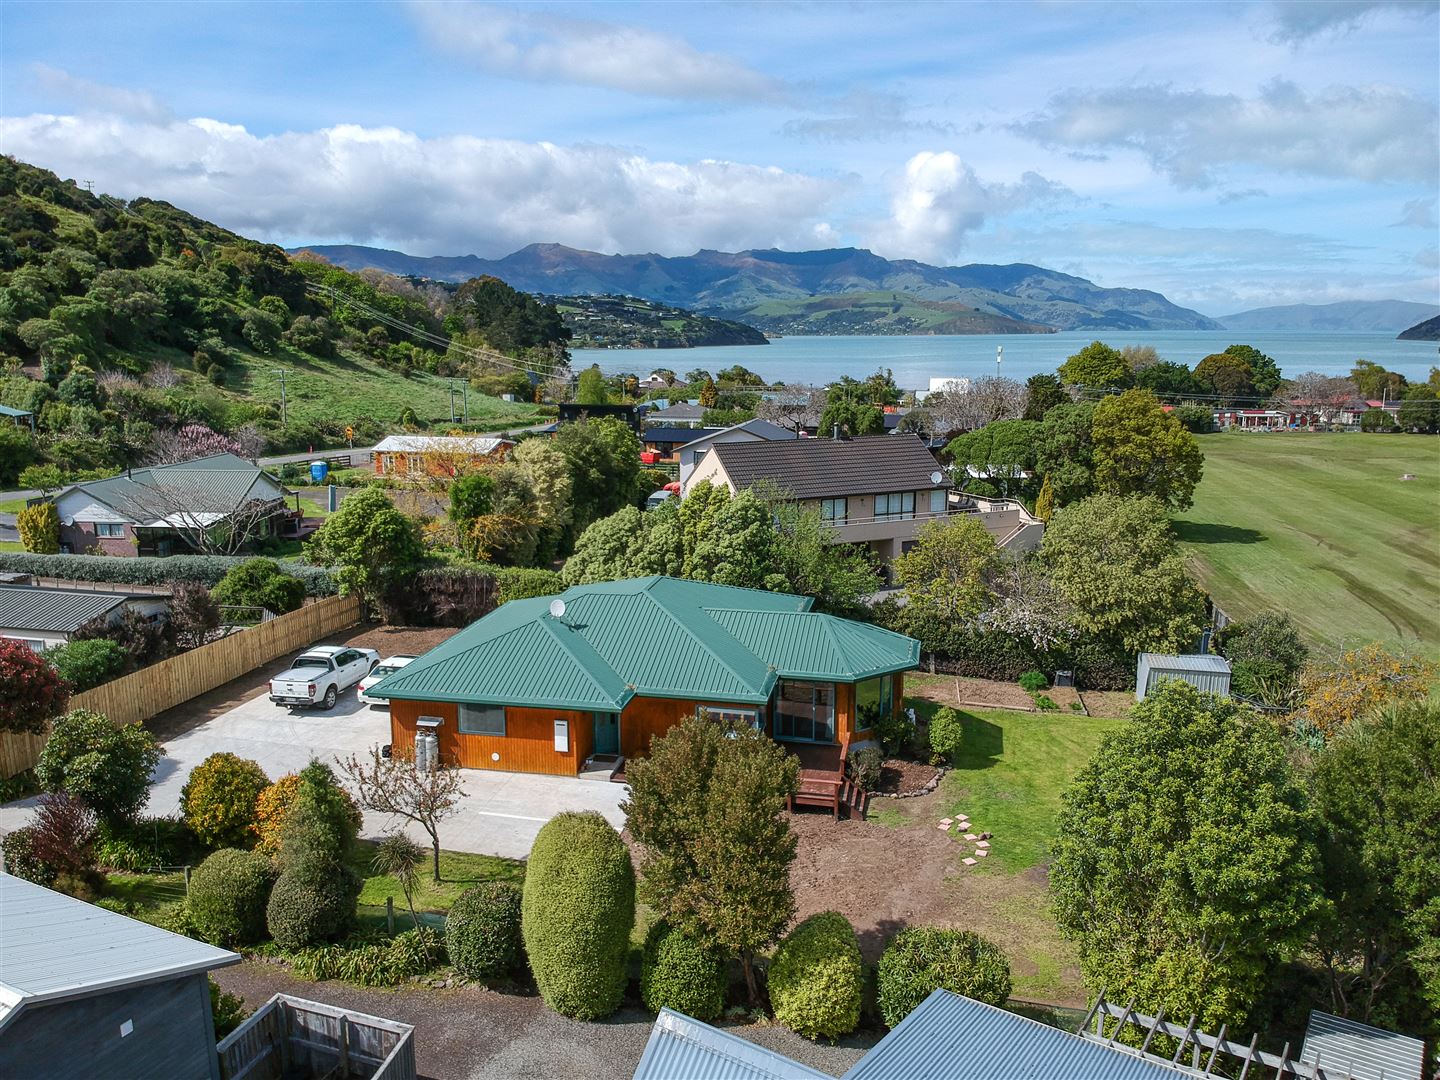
[975,849,989,857]
[962,857,977,866]
[976,840,989,849]
[940,812,996,867]
[938,818,954,831]
[963,833,978,841]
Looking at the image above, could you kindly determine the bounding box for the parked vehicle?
[645,489,676,510]
[269,645,379,709]
[358,654,417,706]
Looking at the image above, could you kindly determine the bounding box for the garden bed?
[873,759,941,797]
[906,674,1085,714]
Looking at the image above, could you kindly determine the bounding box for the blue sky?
[1,0,1436,314]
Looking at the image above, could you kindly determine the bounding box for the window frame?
[874,491,916,520]
[820,497,848,524]
[95,522,125,538]
[773,680,836,743]
[928,489,946,514]
[458,703,507,736]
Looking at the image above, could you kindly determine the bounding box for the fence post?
[386,896,394,936]
[183,865,191,897]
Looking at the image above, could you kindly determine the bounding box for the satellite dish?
[548,599,567,620]
[930,470,944,485]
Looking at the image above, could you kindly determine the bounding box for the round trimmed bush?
[1,825,56,887]
[265,864,361,949]
[641,921,726,1021]
[767,911,862,1040]
[876,927,1013,1027]
[521,811,635,1020]
[928,707,964,763]
[181,753,270,849]
[446,882,523,980]
[189,848,276,946]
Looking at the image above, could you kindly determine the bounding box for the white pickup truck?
[268,645,379,710]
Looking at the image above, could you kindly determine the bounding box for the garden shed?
[1135,653,1232,702]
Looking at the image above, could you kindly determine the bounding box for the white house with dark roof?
[0,584,169,652]
[675,417,799,488]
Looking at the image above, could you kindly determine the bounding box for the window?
[929,489,946,514]
[820,498,848,523]
[95,523,124,538]
[703,705,760,731]
[458,704,506,736]
[855,674,894,731]
[874,492,915,520]
[774,681,835,743]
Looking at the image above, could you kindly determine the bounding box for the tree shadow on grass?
[1172,520,1267,545]
[955,714,1004,771]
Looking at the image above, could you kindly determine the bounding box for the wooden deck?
[786,743,866,820]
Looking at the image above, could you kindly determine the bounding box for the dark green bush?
[521,811,635,1019]
[35,709,162,825]
[1018,670,1049,693]
[289,927,445,986]
[494,566,564,604]
[1360,407,1397,432]
[180,752,270,849]
[1067,636,1134,691]
[928,707,964,764]
[276,760,361,871]
[46,638,128,692]
[446,882,523,980]
[212,558,305,615]
[767,911,863,1040]
[846,746,884,792]
[876,927,1013,1027]
[641,921,726,1021]
[210,978,250,1038]
[265,863,361,949]
[0,551,335,594]
[1033,694,1059,711]
[873,707,915,757]
[189,848,276,946]
[1,825,56,887]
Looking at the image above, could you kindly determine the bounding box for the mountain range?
[293,243,1225,333]
[1217,299,1440,333]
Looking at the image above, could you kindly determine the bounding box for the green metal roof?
[371,576,918,710]
[0,404,33,418]
[63,454,287,521]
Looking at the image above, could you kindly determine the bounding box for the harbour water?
[574,331,1439,389]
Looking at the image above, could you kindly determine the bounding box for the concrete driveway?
[1,686,626,861]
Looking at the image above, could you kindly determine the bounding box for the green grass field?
[1176,433,1440,655]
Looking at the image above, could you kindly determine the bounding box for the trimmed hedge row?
[0,552,337,596]
[768,911,863,1040]
[446,882,523,980]
[641,921,727,1022]
[876,927,1012,1028]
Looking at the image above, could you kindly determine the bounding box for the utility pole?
[271,368,288,427]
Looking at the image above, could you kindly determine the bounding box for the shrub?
[46,638,128,692]
[210,978,250,1039]
[0,552,336,596]
[876,927,1014,1027]
[71,608,170,670]
[95,815,195,869]
[1360,407,1397,433]
[1217,612,1309,707]
[1,825,56,887]
[265,863,362,949]
[1067,636,1134,691]
[16,501,59,553]
[641,921,727,1021]
[928,707,964,764]
[1033,694,1059,712]
[521,811,635,1019]
[289,927,445,986]
[767,911,863,1040]
[1173,405,1214,434]
[189,848,277,946]
[446,882,523,980]
[29,791,102,899]
[35,709,162,825]
[873,706,915,757]
[275,761,362,871]
[212,558,305,616]
[846,746,884,792]
[0,637,70,735]
[494,566,564,604]
[1018,670,1049,693]
[181,753,270,849]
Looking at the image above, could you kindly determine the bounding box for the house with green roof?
[368,576,919,788]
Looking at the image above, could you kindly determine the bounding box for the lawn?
[0,540,23,552]
[1175,432,1439,656]
[0,497,26,513]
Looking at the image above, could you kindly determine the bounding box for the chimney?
[833,423,841,440]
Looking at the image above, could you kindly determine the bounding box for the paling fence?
[1,594,362,779]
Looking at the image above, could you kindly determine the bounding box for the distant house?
[371,434,515,479]
[0,873,239,1080]
[676,417,799,488]
[51,453,290,558]
[641,426,722,461]
[1136,653,1232,701]
[0,402,34,432]
[642,401,707,427]
[0,584,169,652]
[556,402,643,432]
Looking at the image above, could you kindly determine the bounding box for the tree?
[114,481,281,556]
[1042,494,1206,655]
[574,364,609,405]
[1022,373,1067,421]
[1033,475,1054,522]
[447,472,495,559]
[372,832,427,931]
[769,499,881,619]
[211,558,304,616]
[1311,701,1440,1028]
[977,556,1076,654]
[1273,372,1358,426]
[1297,643,1436,738]
[168,581,221,650]
[1194,352,1255,403]
[552,417,642,537]
[0,424,38,486]
[1120,344,1161,372]
[1058,341,1129,389]
[144,423,258,466]
[1033,402,1096,506]
[1397,384,1439,432]
[945,419,1039,494]
[698,377,718,408]
[757,384,824,434]
[46,638,127,692]
[1224,344,1282,397]
[16,501,59,553]
[1051,681,1324,1030]
[17,463,65,493]
[819,397,884,437]
[1213,612,1308,707]
[0,637,70,734]
[893,516,999,624]
[35,709,162,825]
[1091,388,1204,510]
[306,488,425,604]
[622,713,799,1002]
[1360,407,1397,432]
[509,438,573,560]
[180,752,270,848]
[1134,360,1202,398]
[1350,359,1407,401]
[338,745,466,881]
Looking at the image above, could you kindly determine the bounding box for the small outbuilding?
[1135,652,1232,702]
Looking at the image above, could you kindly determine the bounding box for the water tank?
[413,730,430,771]
[309,460,329,483]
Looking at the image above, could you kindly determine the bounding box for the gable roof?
[680,418,799,454]
[643,426,723,445]
[372,435,513,454]
[59,453,286,523]
[0,585,130,634]
[0,873,238,1034]
[709,435,944,500]
[1299,1010,1425,1080]
[645,402,706,422]
[370,576,918,710]
[634,1009,831,1080]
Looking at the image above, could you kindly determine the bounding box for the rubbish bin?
[309,460,329,484]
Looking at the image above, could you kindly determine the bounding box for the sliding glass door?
[774,680,835,743]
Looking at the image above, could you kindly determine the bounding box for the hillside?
[736,292,1054,336]
[1398,314,1440,341]
[295,242,1222,332]
[550,294,767,348]
[1218,299,1440,332]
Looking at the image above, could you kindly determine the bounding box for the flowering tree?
[0,638,70,734]
[1298,643,1437,737]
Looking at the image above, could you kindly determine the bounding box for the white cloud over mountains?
[1266,0,1431,44]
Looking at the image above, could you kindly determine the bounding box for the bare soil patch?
[1077,689,1133,719]
[873,758,940,796]
[906,673,1082,713]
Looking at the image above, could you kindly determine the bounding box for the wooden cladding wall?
[390,701,591,777]
[0,594,363,779]
[619,697,698,762]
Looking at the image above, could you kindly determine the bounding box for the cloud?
[30,63,171,124]
[1415,246,1440,270]
[0,113,841,256]
[1266,0,1428,44]
[875,151,1070,264]
[1394,196,1438,228]
[1014,78,1438,188]
[782,90,955,143]
[406,1,787,103]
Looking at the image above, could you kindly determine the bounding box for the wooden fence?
[0,594,362,779]
[217,994,415,1080]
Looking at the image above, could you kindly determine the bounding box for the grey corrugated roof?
[63,453,285,522]
[1299,1010,1424,1080]
[843,991,1185,1080]
[0,873,238,1033]
[0,585,128,634]
[633,1009,831,1080]
[710,435,944,500]
[1138,653,1231,674]
[645,402,707,421]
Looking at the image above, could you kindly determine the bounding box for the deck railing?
[217,994,416,1080]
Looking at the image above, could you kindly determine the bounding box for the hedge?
[189,848,276,947]
[0,552,336,596]
[641,921,727,1021]
[521,811,635,1020]
[876,927,1013,1027]
[265,864,361,949]
[928,707,965,762]
[767,911,863,1040]
[446,882,523,980]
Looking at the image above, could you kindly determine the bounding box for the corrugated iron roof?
[371,576,918,709]
[1299,1010,1425,1080]
[843,991,1186,1080]
[0,873,238,1034]
[710,435,944,500]
[1137,653,1231,674]
[63,453,286,522]
[0,404,32,418]
[0,585,128,634]
[372,435,513,454]
[633,1009,831,1080]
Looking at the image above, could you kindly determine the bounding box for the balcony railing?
[823,495,1024,531]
